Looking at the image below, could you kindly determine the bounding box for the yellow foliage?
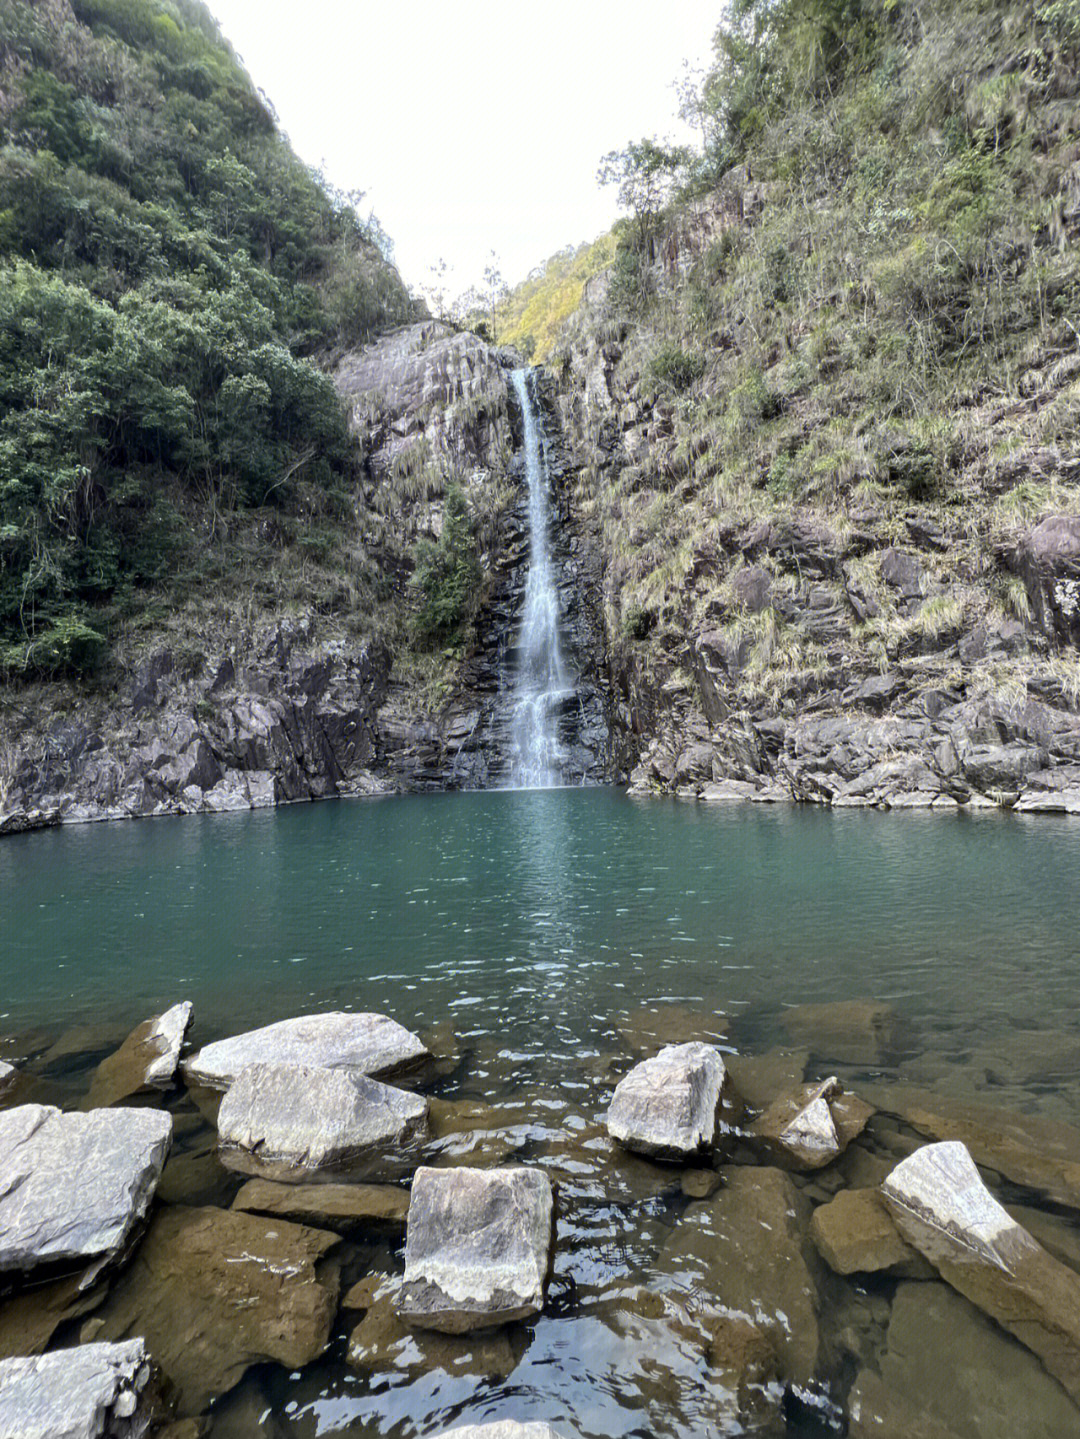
[497,233,616,361]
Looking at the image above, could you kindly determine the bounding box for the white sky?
[206,1,720,298]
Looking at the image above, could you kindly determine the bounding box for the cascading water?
[508,367,573,788]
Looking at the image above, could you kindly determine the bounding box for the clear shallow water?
[5,791,1080,1437]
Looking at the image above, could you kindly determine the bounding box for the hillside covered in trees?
[0,0,415,678]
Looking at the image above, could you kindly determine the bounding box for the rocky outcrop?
[398,1166,554,1333]
[86,1003,192,1108]
[182,1012,429,1091]
[0,1341,166,1439]
[0,1106,172,1283]
[1016,515,1080,647]
[606,1042,728,1160]
[216,1062,429,1178]
[882,1141,1080,1402]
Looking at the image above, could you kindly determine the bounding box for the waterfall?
[509,367,572,788]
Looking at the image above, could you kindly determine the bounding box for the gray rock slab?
[399,1166,554,1333]
[431,1427,569,1439]
[606,1042,727,1160]
[217,1062,428,1179]
[882,1140,1080,1403]
[0,1106,172,1281]
[0,1340,164,1439]
[87,1003,193,1107]
[181,1011,429,1090]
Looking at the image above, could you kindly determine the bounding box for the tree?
[410,484,481,645]
[482,251,507,339]
[597,138,691,261]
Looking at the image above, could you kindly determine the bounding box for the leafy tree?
[597,138,692,261]
[410,485,481,646]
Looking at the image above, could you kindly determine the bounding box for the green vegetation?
[0,0,414,676]
[409,484,482,647]
[493,235,616,361]
[545,0,1080,699]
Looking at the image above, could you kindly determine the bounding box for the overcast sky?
[206,1,720,298]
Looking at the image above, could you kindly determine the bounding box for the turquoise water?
[3,789,1080,1050]
[5,791,1080,1437]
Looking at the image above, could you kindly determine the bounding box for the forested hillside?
[533,0,1080,803]
[0,0,414,677]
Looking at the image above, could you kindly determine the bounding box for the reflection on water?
[4,791,1080,1436]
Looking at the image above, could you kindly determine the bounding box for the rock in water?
[86,1204,338,1415]
[217,1062,429,1178]
[181,1012,428,1090]
[0,1106,172,1282]
[0,1062,17,1095]
[231,1178,409,1232]
[881,1141,1080,1403]
[0,1340,165,1439]
[606,1042,727,1160]
[87,1003,193,1107]
[750,1076,873,1170]
[810,1187,927,1278]
[398,1166,554,1333]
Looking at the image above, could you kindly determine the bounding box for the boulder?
[810,1187,928,1278]
[848,1280,1080,1439]
[750,1076,873,1169]
[181,1011,429,1090]
[0,1341,166,1439]
[398,1166,554,1333]
[659,1166,821,1384]
[87,1204,339,1415]
[606,1042,728,1160]
[732,564,773,612]
[216,1062,429,1179]
[880,547,924,598]
[882,1141,1080,1403]
[0,1105,172,1282]
[87,1003,193,1107]
[231,1177,409,1232]
[430,1427,568,1439]
[1017,514,1080,646]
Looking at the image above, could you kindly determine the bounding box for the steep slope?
[547,0,1080,810]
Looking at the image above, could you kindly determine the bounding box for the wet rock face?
[87,1003,192,1108]
[0,1341,165,1439]
[0,1106,172,1281]
[399,1165,554,1333]
[182,1012,429,1091]
[217,1062,429,1179]
[88,1204,339,1416]
[606,1042,727,1161]
[882,1141,1080,1403]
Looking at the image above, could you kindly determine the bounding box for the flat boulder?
[810,1187,928,1278]
[0,1340,165,1439]
[750,1076,873,1170]
[217,1062,428,1179]
[0,1105,172,1282]
[398,1166,554,1333]
[87,1003,193,1108]
[606,1042,727,1161]
[86,1204,339,1415]
[882,1141,1080,1403]
[781,998,910,1068]
[181,1011,428,1091]
[232,1177,409,1232]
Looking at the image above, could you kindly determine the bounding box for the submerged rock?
[810,1187,928,1278]
[882,1141,1080,1403]
[86,1204,339,1415]
[781,998,910,1068]
[849,1281,1080,1439]
[181,1011,429,1090]
[0,1271,107,1360]
[606,1042,728,1160]
[0,1105,172,1283]
[613,1003,729,1056]
[659,1165,821,1385]
[399,1166,554,1333]
[0,1340,165,1439]
[86,1003,193,1108]
[216,1061,429,1179]
[231,1177,409,1232]
[750,1076,873,1170]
